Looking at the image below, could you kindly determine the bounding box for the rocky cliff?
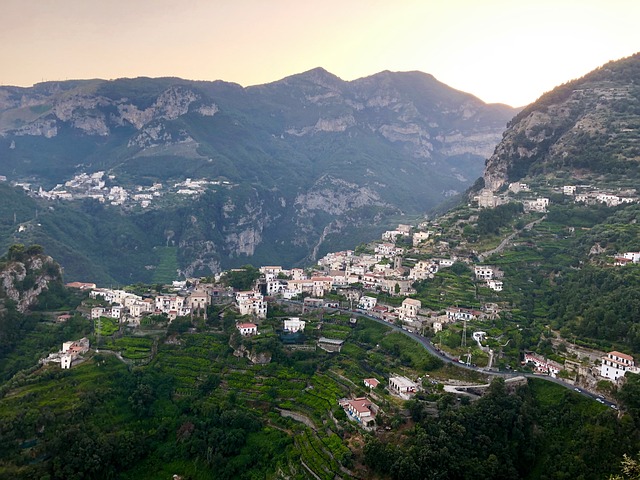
[0,69,519,282]
[482,53,640,193]
[0,247,62,313]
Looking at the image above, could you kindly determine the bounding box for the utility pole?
[461,318,467,348]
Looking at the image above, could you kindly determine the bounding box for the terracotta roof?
[609,351,634,362]
[348,398,372,414]
[237,323,257,329]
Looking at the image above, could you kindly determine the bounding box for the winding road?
[279,300,618,409]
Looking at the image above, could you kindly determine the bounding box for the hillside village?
[53,177,640,408]
[7,172,235,210]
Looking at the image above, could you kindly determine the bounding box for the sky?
[1,0,638,107]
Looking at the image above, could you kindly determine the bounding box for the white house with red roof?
[601,351,638,381]
[523,352,563,378]
[339,397,377,426]
[236,322,258,336]
[364,378,380,389]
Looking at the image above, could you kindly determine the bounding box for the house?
[397,298,421,321]
[284,317,305,333]
[409,260,439,280]
[188,290,209,311]
[437,258,455,268]
[413,231,432,246]
[522,197,549,212]
[156,295,189,316]
[91,307,106,319]
[389,375,417,399]
[383,278,415,296]
[129,300,152,318]
[108,304,123,319]
[563,185,577,195]
[370,304,389,319]
[622,252,640,263]
[236,291,267,318]
[614,256,634,266]
[523,352,563,378]
[596,193,620,206]
[375,243,403,259]
[266,279,288,295]
[474,189,502,208]
[358,295,377,310]
[474,265,494,280]
[259,265,283,277]
[362,273,385,290]
[486,279,503,292]
[56,314,72,323]
[446,307,483,322]
[290,268,307,280]
[601,351,637,381]
[311,276,333,297]
[237,322,258,336]
[364,378,380,389]
[60,337,90,369]
[340,397,377,425]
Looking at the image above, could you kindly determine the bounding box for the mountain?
[482,53,640,192]
[0,69,517,283]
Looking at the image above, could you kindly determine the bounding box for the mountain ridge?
[0,68,518,283]
[482,52,640,193]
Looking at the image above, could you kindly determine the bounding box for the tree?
[7,244,25,262]
[610,454,640,480]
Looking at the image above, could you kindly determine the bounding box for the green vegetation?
[151,246,178,284]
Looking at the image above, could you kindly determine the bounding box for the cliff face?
[0,70,519,281]
[0,252,62,313]
[482,53,640,192]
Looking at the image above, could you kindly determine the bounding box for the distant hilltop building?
[508,182,530,193]
[474,189,503,208]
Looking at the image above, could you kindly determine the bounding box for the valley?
[0,53,639,480]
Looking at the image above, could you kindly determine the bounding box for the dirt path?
[477,215,546,262]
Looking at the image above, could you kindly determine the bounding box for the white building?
[409,260,439,280]
[601,351,637,381]
[358,295,378,310]
[236,291,267,318]
[311,277,333,297]
[389,376,417,399]
[523,352,562,378]
[237,322,258,336]
[474,266,494,280]
[284,317,306,333]
[486,279,503,292]
[397,298,421,321]
[563,185,577,195]
[622,252,640,263]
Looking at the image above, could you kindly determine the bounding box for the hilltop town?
[54,176,639,407]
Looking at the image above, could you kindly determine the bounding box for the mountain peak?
[275,67,345,89]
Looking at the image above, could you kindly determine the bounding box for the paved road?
[279,300,618,409]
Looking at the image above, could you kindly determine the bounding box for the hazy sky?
[2,0,638,106]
